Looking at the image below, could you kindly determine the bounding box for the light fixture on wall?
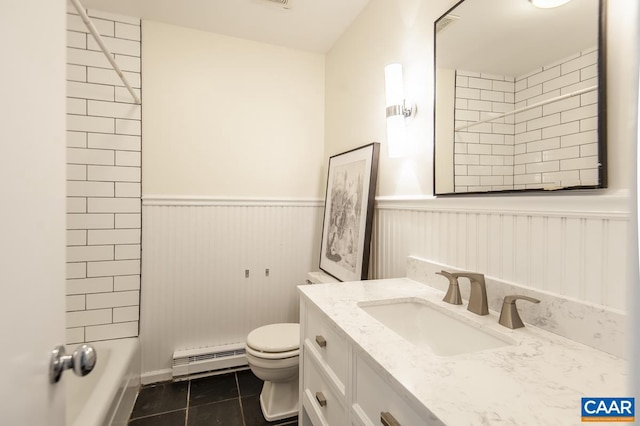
[384,63,416,158]
[529,0,572,8]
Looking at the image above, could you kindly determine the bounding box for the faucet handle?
[436,271,462,305]
[499,295,540,329]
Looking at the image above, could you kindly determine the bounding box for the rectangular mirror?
[434,0,606,195]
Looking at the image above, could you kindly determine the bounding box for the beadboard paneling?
[140,199,323,375]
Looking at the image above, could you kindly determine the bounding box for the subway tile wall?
[65,4,141,344]
[454,47,598,192]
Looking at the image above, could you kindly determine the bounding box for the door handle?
[50,344,97,383]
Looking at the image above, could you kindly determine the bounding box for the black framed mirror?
[434,0,606,195]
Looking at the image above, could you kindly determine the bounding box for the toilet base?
[259,378,299,421]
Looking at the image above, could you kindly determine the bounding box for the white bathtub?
[65,338,140,426]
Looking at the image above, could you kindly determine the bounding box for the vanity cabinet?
[300,298,435,426]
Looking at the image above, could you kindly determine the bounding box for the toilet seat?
[246,323,300,357]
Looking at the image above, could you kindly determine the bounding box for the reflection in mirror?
[434,0,606,195]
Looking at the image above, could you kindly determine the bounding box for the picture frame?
[319,142,380,282]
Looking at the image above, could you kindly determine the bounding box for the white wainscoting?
[140,196,323,379]
[370,192,630,312]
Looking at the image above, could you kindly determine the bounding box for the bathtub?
[65,338,140,426]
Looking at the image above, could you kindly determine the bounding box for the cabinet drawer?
[305,303,348,388]
[302,347,346,426]
[352,354,439,426]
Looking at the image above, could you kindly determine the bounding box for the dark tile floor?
[128,369,298,426]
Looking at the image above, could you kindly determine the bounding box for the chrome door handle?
[315,391,327,407]
[315,335,327,347]
[50,344,97,383]
[381,411,401,426]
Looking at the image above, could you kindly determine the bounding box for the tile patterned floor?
[128,369,298,426]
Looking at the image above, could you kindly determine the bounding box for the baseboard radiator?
[172,343,248,378]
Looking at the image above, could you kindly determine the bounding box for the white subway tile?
[541,121,580,139]
[458,70,480,77]
[527,113,560,131]
[66,64,86,82]
[492,145,514,156]
[67,4,80,15]
[66,30,86,48]
[67,180,113,197]
[543,71,580,93]
[515,79,528,92]
[480,72,508,81]
[455,154,480,165]
[67,230,87,246]
[115,244,141,260]
[466,99,492,111]
[455,98,468,109]
[115,151,141,167]
[580,117,598,132]
[115,87,142,104]
[561,104,597,124]
[542,170,580,185]
[86,290,139,309]
[468,144,492,155]
[454,143,468,154]
[115,182,141,197]
[85,321,138,341]
[67,131,87,148]
[67,114,114,133]
[504,156,514,166]
[492,165,513,176]
[479,133,505,145]
[480,176,504,186]
[454,132,479,143]
[561,130,598,147]
[67,213,114,230]
[88,229,140,245]
[581,64,598,81]
[88,133,140,151]
[468,77,492,90]
[542,96,580,116]
[515,84,542,103]
[561,156,598,171]
[526,161,560,174]
[87,165,141,182]
[581,90,598,106]
[115,22,141,41]
[88,100,141,119]
[87,35,140,57]
[492,102,514,114]
[67,163,88,182]
[479,156,504,166]
[87,67,141,89]
[467,165,492,175]
[581,142,599,157]
[67,97,87,115]
[527,137,560,153]
[456,75,468,88]
[87,260,140,277]
[455,176,480,186]
[562,51,597,75]
[456,110,480,121]
[456,87,480,100]
[514,173,542,185]
[67,309,112,328]
[454,165,467,175]
[67,47,111,69]
[527,66,561,87]
[67,277,114,295]
[66,295,86,312]
[67,148,115,166]
[67,262,86,279]
[67,197,86,214]
[480,90,504,102]
[113,54,141,73]
[113,306,139,323]
[492,80,514,93]
[88,197,141,213]
[116,119,141,136]
[513,165,526,175]
[580,168,599,184]
[67,245,114,262]
[515,107,542,124]
[115,214,141,229]
[515,152,542,165]
[87,9,140,25]
[67,80,114,101]
[504,176,514,185]
[543,146,580,161]
[114,275,140,291]
[491,123,514,135]
[515,144,527,155]
[66,14,114,36]
[66,327,85,345]
[560,77,597,96]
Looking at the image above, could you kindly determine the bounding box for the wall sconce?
[384,63,416,158]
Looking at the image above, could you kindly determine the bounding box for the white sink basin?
[358,298,513,356]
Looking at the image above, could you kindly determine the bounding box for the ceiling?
[79,0,372,53]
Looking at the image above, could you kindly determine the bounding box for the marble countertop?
[298,278,629,425]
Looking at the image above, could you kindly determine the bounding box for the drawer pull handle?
[381,411,401,426]
[315,335,327,347]
[315,391,327,407]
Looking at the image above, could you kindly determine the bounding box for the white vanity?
[298,278,627,425]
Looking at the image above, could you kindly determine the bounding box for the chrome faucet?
[451,272,489,316]
[499,295,540,329]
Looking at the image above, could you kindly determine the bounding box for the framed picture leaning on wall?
[319,142,380,282]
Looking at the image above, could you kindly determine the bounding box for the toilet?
[245,271,338,421]
[245,323,300,421]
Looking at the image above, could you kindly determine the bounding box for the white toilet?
[245,271,338,421]
[245,323,300,421]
